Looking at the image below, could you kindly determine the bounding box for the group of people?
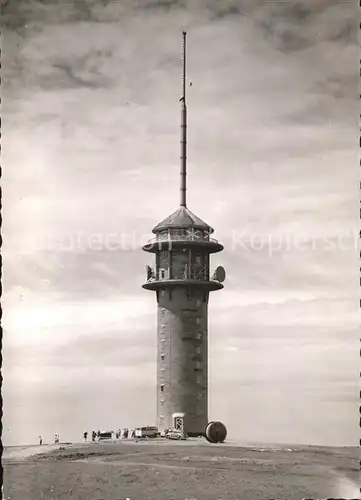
[38,434,60,445]
[83,430,99,442]
[115,428,136,439]
[82,428,136,442]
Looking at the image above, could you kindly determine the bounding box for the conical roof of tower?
[152,206,214,234]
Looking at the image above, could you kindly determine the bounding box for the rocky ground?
[3,439,360,500]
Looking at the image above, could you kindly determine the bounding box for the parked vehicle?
[134,426,159,438]
[97,431,113,441]
[166,429,186,440]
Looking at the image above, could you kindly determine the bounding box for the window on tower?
[196,331,202,340]
[174,229,186,238]
[196,317,201,325]
[159,251,168,270]
[161,354,165,361]
[160,384,164,392]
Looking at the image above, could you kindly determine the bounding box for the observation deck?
[142,266,224,291]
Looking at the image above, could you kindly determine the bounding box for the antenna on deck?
[180,31,187,207]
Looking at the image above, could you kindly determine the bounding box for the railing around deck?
[146,233,219,245]
[146,265,221,283]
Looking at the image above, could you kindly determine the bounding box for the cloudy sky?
[3,0,358,446]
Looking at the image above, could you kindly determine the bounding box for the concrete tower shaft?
[157,287,209,433]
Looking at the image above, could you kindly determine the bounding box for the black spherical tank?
[205,421,227,443]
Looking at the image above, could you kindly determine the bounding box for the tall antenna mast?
[180,31,187,207]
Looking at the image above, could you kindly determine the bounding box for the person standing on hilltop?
[83,431,88,442]
[39,436,42,445]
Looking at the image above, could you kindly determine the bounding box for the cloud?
[3,249,149,298]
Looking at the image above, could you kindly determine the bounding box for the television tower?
[142,32,225,437]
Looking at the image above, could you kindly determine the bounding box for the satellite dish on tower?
[214,266,226,283]
[146,265,152,281]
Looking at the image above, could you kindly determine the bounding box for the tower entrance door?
[174,417,183,431]
[172,412,185,433]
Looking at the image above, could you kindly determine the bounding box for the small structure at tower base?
[204,421,227,443]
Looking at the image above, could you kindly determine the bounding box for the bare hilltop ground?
[3,439,360,500]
